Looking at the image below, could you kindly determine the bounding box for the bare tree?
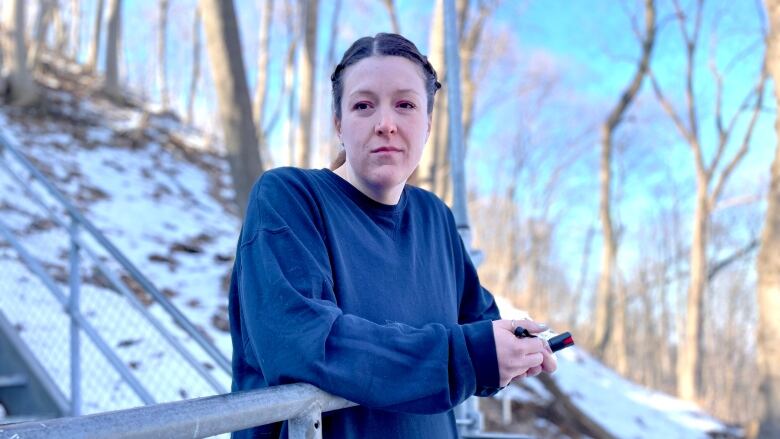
[649,0,767,401]
[158,0,170,110]
[187,8,201,125]
[52,1,68,53]
[103,0,122,100]
[592,0,656,370]
[324,0,342,163]
[69,0,81,59]
[380,0,400,34]
[757,1,780,435]
[284,0,299,166]
[418,0,449,199]
[417,0,499,204]
[253,0,274,167]
[1,0,39,106]
[200,0,264,216]
[29,0,55,71]
[87,0,105,71]
[295,0,319,168]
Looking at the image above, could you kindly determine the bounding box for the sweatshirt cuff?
[461,319,500,390]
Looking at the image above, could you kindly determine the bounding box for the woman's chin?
[366,169,408,190]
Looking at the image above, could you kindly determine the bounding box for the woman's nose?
[374,109,397,136]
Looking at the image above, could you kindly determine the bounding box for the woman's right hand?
[492,319,557,387]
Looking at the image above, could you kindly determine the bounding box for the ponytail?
[329,149,346,170]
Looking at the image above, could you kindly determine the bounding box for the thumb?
[515,319,549,334]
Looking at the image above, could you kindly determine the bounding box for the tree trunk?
[295,0,318,168]
[757,2,780,437]
[253,0,274,167]
[87,0,105,71]
[103,0,122,100]
[253,0,273,126]
[2,0,39,106]
[416,0,449,200]
[53,1,67,53]
[678,184,708,401]
[325,0,342,163]
[593,0,655,361]
[186,8,201,125]
[157,0,170,110]
[282,0,299,166]
[30,0,54,71]
[593,126,618,357]
[380,0,400,34]
[415,0,492,203]
[70,0,81,59]
[199,0,264,217]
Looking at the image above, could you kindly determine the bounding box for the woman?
[228,33,557,439]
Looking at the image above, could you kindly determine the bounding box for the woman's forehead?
[342,56,427,94]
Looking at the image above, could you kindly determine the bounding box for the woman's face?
[335,55,431,203]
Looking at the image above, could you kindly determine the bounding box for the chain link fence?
[0,141,230,419]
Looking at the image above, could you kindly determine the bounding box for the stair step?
[0,374,27,388]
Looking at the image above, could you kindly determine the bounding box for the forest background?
[1,0,779,436]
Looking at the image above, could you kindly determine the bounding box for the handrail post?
[69,216,82,416]
[288,404,323,439]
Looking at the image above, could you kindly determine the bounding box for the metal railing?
[0,130,230,414]
[0,383,357,439]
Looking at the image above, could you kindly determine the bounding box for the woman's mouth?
[371,146,403,153]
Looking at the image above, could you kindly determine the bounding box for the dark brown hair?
[329,33,441,169]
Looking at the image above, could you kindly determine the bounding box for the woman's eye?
[398,101,416,109]
[353,102,371,110]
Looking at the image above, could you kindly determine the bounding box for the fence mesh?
[0,143,231,426]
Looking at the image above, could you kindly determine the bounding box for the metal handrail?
[0,383,357,439]
[0,131,231,375]
[0,216,155,405]
[0,147,227,394]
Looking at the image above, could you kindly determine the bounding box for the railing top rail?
[0,130,231,374]
[0,384,357,439]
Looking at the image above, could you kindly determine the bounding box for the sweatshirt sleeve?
[451,214,502,397]
[235,170,499,414]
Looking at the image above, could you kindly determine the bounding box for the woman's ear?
[425,114,432,141]
[334,116,342,138]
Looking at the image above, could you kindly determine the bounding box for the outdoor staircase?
[0,128,230,421]
[0,309,67,425]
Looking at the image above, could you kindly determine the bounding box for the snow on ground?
[0,80,739,438]
[0,90,236,417]
[494,296,738,438]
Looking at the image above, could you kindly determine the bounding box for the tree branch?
[709,68,767,207]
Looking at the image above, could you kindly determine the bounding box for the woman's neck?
[333,165,404,205]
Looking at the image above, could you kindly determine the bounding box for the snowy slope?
[0,79,739,437]
[495,297,739,438]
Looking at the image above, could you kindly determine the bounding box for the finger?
[492,319,515,332]
[540,349,558,373]
[514,337,545,356]
[525,365,543,378]
[513,352,543,373]
[516,319,549,334]
[511,373,527,383]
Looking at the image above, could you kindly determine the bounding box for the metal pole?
[69,217,82,416]
[444,0,469,237]
[444,0,484,435]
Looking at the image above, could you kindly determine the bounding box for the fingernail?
[538,322,549,330]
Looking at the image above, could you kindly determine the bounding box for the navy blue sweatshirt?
[228,168,501,438]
